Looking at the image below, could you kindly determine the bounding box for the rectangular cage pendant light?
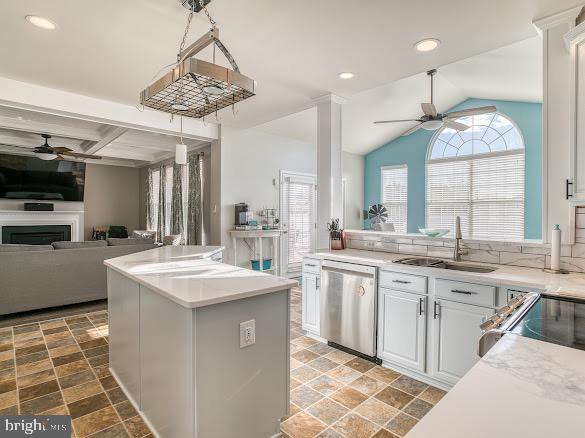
[140,27,255,119]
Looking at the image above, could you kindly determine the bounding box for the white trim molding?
[0,210,84,243]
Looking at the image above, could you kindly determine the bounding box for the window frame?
[425,111,525,241]
[380,164,408,234]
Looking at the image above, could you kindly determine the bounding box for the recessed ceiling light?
[25,15,57,30]
[414,38,440,52]
[338,72,355,80]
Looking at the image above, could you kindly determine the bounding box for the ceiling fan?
[0,134,102,161]
[374,69,497,136]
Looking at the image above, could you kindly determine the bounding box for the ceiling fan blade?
[51,146,74,153]
[0,143,34,150]
[445,105,496,119]
[374,119,421,124]
[59,151,102,160]
[443,120,470,131]
[401,123,424,136]
[421,103,437,117]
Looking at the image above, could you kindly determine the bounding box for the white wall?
[343,152,364,230]
[220,127,317,265]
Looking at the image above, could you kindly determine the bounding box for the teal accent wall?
[364,98,543,239]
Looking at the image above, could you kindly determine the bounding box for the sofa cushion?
[107,237,155,246]
[0,244,54,252]
[52,241,108,250]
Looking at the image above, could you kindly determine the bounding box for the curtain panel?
[171,162,184,240]
[187,152,203,245]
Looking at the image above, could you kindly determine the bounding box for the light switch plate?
[239,319,255,348]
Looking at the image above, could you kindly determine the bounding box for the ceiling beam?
[0,114,102,141]
[83,126,127,154]
[0,77,218,141]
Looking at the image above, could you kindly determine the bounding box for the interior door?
[378,288,426,371]
[280,171,317,275]
[431,299,494,384]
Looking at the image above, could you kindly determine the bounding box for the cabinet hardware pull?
[451,289,474,295]
[305,263,317,267]
[392,279,411,284]
[433,301,440,319]
[315,277,320,289]
[567,179,574,200]
[419,297,424,316]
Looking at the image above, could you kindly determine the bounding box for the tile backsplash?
[344,208,585,273]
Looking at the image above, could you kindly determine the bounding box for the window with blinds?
[381,166,408,233]
[426,112,525,241]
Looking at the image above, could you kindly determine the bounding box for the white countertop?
[104,246,297,308]
[307,248,585,299]
[407,334,585,438]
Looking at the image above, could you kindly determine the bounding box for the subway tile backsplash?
[344,209,585,272]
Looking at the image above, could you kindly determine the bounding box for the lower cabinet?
[378,288,426,372]
[430,299,494,385]
[302,271,320,336]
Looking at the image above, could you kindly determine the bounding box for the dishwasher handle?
[322,265,375,279]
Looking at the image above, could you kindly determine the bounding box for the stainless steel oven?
[320,260,377,357]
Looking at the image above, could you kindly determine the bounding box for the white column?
[314,94,346,249]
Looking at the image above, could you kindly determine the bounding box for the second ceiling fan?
[374,69,496,136]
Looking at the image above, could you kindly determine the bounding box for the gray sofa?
[0,239,157,315]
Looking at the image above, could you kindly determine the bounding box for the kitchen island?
[104,246,297,438]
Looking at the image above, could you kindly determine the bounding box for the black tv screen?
[0,154,86,202]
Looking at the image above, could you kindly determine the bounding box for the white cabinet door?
[431,299,493,385]
[378,288,426,372]
[302,272,320,335]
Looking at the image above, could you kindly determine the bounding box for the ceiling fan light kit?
[0,134,102,161]
[374,69,497,135]
[140,3,255,119]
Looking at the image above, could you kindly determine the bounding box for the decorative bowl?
[418,228,449,238]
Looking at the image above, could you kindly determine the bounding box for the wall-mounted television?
[0,154,86,202]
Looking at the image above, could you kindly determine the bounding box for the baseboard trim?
[379,360,453,391]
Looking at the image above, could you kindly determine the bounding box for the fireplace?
[2,225,72,245]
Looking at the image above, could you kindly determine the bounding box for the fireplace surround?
[0,210,84,243]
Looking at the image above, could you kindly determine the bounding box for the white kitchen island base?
[105,247,295,438]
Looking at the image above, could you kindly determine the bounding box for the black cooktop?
[510,295,585,350]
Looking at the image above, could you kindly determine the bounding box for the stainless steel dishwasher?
[320,259,377,358]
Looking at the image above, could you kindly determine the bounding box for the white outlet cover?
[239,319,256,348]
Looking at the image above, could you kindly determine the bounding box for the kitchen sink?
[393,257,497,273]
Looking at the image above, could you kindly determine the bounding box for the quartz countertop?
[105,246,297,308]
[306,248,585,299]
[407,334,585,438]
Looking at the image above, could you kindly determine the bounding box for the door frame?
[279,170,317,277]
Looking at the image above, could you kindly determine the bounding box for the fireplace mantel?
[0,210,84,243]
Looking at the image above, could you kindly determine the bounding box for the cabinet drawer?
[302,258,321,274]
[435,279,495,307]
[379,270,427,294]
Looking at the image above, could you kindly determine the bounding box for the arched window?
[426,112,525,241]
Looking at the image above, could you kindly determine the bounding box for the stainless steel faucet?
[453,216,466,262]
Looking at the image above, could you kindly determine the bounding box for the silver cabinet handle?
[434,301,440,319]
[451,289,474,295]
[419,297,424,316]
[392,279,411,284]
[305,263,317,267]
[315,277,320,289]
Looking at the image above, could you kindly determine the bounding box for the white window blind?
[286,177,315,266]
[427,152,524,240]
[381,166,408,233]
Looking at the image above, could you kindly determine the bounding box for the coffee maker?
[234,203,249,225]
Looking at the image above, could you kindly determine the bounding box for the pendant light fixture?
[176,116,187,165]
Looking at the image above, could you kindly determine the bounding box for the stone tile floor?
[0,287,445,438]
[0,311,152,437]
[282,288,447,438]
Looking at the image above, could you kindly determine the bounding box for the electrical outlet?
[239,319,255,348]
